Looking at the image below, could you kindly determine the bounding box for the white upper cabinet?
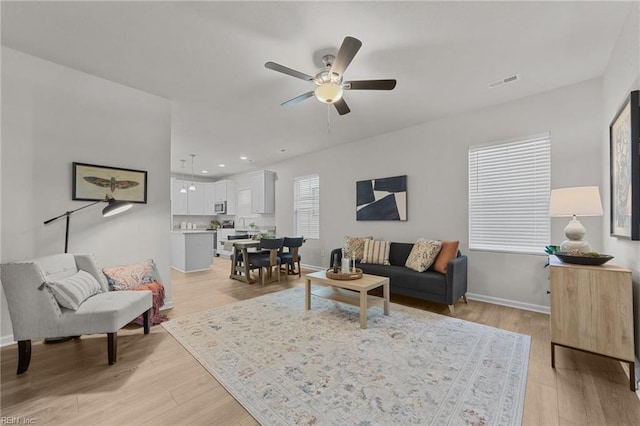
[214,179,236,215]
[203,182,215,215]
[171,179,208,215]
[171,179,188,215]
[249,170,275,214]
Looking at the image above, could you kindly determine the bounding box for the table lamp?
[549,186,603,253]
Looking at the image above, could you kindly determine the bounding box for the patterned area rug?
[163,287,530,425]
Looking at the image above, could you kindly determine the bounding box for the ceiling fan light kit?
[265,36,396,115]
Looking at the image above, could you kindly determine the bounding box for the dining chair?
[249,238,284,285]
[280,237,304,277]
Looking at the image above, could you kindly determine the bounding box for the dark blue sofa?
[330,242,468,314]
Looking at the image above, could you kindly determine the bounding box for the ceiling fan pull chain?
[327,104,331,134]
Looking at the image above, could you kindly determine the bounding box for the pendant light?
[188,154,196,191]
[179,160,187,194]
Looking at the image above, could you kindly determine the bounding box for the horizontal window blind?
[294,174,319,239]
[469,133,550,254]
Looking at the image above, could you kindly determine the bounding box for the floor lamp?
[43,196,133,253]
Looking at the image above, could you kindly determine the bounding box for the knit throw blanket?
[133,281,167,325]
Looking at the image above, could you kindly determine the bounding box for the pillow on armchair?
[103,259,167,325]
[102,259,157,291]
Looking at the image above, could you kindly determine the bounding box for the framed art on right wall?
[610,90,639,240]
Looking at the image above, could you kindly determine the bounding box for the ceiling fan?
[265,36,397,116]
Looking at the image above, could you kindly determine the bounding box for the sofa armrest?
[445,255,468,304]
[329,248,343,268]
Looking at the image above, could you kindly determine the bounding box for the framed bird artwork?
[72,162,147,203]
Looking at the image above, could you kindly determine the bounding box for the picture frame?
[356,175,407,221]
[72,162,147,203]
[609,90,639,240]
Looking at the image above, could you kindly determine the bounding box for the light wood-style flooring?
[1,258,639,425]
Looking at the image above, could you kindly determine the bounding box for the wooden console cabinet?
[549,256,635,391]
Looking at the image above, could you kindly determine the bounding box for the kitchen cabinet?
[249,170,275,214]
[214,180,236,215]
[203,182,215,215]
[171,179,211,215]
[189,182,204,214]
[171,179,188,215]
[549,256,635,391]
[171,231,214,272]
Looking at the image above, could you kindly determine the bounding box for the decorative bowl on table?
[554,252,614,266]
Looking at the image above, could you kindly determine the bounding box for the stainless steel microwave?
[214,201,226,214]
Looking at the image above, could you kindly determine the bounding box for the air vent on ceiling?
[488,74,520,88]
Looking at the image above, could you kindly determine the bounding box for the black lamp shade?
[102,199,133,217]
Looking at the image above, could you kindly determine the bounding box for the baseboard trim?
[465,292,550,315]
[1,333,15,348]
[301,263,323,272]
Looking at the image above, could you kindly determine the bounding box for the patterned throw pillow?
[432,240,460,273]
[405,239,443,272]
[344,236,373,260]
[361,240,391,265]
[46,270,102,310]
[102,259,157,291]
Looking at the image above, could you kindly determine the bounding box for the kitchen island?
[170,230,215,273]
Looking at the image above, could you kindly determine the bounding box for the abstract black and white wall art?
[356,175,407,221]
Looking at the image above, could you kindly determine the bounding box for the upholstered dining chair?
[249,238,284,286]
[280,237,304,277]
[0,253,152,374]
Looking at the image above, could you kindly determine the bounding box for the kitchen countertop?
[171,230,216,234]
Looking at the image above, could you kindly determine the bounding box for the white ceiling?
[1,1,632,178]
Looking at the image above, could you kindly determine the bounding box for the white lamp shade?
[549,186,603,217]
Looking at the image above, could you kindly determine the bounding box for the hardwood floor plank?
[1,257,639,425]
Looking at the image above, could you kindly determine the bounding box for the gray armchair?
[0,253,152,374]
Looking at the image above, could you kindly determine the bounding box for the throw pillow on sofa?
[405,239,442,272]
[344,235,373,260]
[360,240,391,265]
[46,270,102,310]
[432,240,460,273]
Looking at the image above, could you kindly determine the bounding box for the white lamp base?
[560,216,591,253]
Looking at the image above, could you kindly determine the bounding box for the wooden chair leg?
[448,305,455,315]
[143,310,150,334]
[277,263,281,282]
[297,260,301,277]
[17,340,31,375]
[462,294,469,304]
[107,332,117,365]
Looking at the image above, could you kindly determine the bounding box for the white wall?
[601,3,640,358]
[240,77,603,312]
[0,48,172,344]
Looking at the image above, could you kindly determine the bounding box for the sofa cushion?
[405,239,442,272]
[357,263,447,296]
[46,270,102,310]
[344,236,373,260]
[432,240,460,273]
[361,240,390,265]
[388,242,414,266]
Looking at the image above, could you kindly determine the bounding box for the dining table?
[228,239,262,283]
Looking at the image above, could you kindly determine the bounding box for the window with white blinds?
[294,174,320,239]
[469,133,551,254]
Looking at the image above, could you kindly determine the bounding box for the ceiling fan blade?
[333,98,351,115]
[281,91,315,107]
[330,36,362,78]
[345,79,397,90]
[265,62,314,82]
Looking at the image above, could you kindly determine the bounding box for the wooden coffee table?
[304,270,390,329]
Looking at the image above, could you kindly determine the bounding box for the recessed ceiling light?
[219,164,226,167]
[201,170,208,174]
[240,156,248,160]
